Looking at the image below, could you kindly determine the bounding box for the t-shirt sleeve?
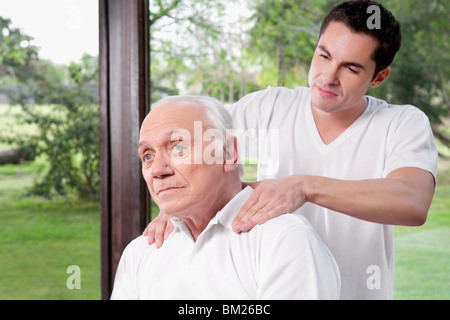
[227,86,301,159]
[227,88,271,160]
[383,107,438,183]
[227,89,267,132]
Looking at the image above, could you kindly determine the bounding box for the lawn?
[393,162,450,299]
[0,160,100,299]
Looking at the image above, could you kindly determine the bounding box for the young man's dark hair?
[319,0,402,79]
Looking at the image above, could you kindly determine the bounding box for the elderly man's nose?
[150,155,174,178]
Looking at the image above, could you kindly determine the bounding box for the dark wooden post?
[99,0,150,300]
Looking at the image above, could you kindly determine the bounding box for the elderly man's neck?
[183,176,243,242]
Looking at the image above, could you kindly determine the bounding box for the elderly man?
[110,95,340,299]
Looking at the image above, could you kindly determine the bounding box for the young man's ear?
[224,136,240,173]
[370,67,390,88]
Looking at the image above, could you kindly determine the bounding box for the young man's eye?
[348,67,358,74]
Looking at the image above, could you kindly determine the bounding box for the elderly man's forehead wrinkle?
[142,114,204,135]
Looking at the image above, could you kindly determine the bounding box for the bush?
[1,17,99,199]
[27,103,99,200]
[1,102,99,200]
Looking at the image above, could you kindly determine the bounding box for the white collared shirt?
[111,187,340,300]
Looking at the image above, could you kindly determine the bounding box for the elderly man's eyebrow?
[138,141,149,148]
[138,129,186,151]
[170,129,187,141]
[138,140,153,153]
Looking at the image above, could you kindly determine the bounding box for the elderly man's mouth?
[157,187,184,196]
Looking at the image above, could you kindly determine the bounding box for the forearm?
[301,169,434,226]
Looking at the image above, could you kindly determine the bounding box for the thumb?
[246,181,262,189]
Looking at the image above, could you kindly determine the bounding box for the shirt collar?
[170,186,254,232]
[214,186,254,229]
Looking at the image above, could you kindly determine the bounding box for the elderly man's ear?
[224,136,240,173]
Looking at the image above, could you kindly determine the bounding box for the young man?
[145,1,437,299]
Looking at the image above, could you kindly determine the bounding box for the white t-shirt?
[111,187,340,300]
[228,86,438,300]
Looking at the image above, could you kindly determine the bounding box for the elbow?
[402,190,433,226]
[407,206,429,226]
[411,213,427,227]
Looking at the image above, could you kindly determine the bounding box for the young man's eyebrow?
[318,45,331,57]
[318,45,366,71]
[342,61,365,71]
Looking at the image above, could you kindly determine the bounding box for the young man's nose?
[321,66,340,86]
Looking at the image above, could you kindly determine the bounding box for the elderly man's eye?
[174,145,184,152]
[172,144,187,158]
[144,154,153,162]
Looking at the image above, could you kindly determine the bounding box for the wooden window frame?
[99,0,150,300]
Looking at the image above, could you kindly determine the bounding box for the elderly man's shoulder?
[121,235,158,258]
[257,213,313,231]
[234,213,335,272]
[247,213,318,243]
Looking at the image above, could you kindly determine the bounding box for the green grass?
[393,166,450,299]
[0,161,100,300]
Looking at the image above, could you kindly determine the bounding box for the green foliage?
[248,0,326,87]
[24,104,100,200]
[0,16,99,200]
[150,0,257,103]
[2,103,100,200]
[0,17,39,82]
[368,0,450,124]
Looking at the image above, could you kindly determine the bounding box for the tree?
[368,0,450,152]
[150,0,223,100]
[247,0,328,87]
[0,16,100,199]
[149,0,257,102]
[0,17,39,82]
